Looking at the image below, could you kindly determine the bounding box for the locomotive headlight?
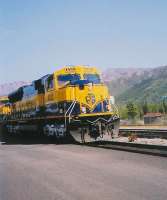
[81,106,86,113]
[106,104,111,111]
[106,104,113,112]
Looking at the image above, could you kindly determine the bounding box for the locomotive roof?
[54,65,100,76]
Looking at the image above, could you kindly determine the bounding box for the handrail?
[68,101,76,123]
[64,101,76,130]
[65,101,75,117]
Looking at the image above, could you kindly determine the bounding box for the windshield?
[84,74,101,84]
[58,74,80,86]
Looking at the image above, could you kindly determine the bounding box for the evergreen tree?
[142,100,148,114]
[126,102,137,119]
[162,98,167,114]
[159,106,164,113]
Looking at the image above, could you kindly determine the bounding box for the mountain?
[103,68,151,96]
[0,81,30,97]
[102,67,147,82]
[117,66,167,103]
[104,66,167,104]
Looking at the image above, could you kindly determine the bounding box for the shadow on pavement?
[0,126,76,145]
[1,135,74,145]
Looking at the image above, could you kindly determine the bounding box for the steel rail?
[84,140,167,157]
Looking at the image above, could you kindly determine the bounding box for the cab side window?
[46,75,54,90]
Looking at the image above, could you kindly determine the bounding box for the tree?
[142,100,148,114]
[162,98,167,114]
[159,105,164,113]
[149,103,158,112]
[118,105,128,119]
[137,104,143,119]
[126,102,137,119]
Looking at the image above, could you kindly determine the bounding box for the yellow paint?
[0,96,8,103]
[0,104,11,115]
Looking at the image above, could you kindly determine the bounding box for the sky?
[0,0,167,83]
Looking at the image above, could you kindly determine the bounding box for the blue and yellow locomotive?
[2,65,120,142]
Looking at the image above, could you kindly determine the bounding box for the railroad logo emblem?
[86,93,96,105]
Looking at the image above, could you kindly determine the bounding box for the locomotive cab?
[43,65,114,117]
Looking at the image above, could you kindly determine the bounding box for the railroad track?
[84,126,167,156]
[86,140,167,157]
[119,126,167,139]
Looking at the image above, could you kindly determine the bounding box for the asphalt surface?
[0,137,167,200]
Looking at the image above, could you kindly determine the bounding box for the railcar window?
[84,74,101,84]
[58,74,80,86]
[23,85,37,99]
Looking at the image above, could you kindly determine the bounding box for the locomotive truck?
[0,65,120,143]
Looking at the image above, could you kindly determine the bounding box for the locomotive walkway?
[0,140,167,200]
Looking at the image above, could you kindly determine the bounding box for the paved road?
[0,139,167,200]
